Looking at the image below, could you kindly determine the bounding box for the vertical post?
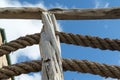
[39,12,63,80]
[0,28,11,80]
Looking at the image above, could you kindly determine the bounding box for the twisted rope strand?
[0,31,120,57]
[0,33,40,56]
[0,58,120,79]
[58,32,120,51]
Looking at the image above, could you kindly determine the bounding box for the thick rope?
[58,32,120,51]
[0,58,120,79]
[0,31,120,57]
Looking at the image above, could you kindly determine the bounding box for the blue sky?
[1,0,120,80]
[14,0,120,80]
[18,0,120,8]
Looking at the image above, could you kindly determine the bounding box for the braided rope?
[0,31,120,57]
[0,33,40,56]
[0,58,120,79]
[58,32,120,51]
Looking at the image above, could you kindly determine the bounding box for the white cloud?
[95,0,100,8]
[103,78,117,80]
[48,2,67,9]
[0,20,42,41]
[94,0,109,8]
[0,0,46,8]
[104,3,109,8]
[15,73,41,80]
[10,45,40,64]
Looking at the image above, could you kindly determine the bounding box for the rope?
[0,31,120,57]
[0,33,40,56]
[58,32,120,51]
[0,58,120,79]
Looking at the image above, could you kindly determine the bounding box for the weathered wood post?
[39,12,64,80]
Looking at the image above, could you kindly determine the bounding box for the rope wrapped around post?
[0,58,120,79]
[0,31,119,57]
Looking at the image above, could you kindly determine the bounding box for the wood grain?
[39,12,63,80]
[0,7,119,20]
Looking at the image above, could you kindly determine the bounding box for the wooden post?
[0,29,11,80]
[39,12,63,80]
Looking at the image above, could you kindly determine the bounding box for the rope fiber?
[0,58,120,79]
[0,31,120,57]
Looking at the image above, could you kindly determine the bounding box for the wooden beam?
[39,12,63,80]
[0,7,120,20]
[0,7,46,19]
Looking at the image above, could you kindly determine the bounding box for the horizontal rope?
[58,32,120,51]
[0,31,120,57]
[0,58,120,79]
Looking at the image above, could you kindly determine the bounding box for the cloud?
[94,0,109,8]
[48,2,67,9]
[0,20,42,41]
[0,0,46,8]
[103,78,117,80]
[95,0,100,8]
[10,45,40,64]
[15,72,41,80]
[104,3,109,8]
